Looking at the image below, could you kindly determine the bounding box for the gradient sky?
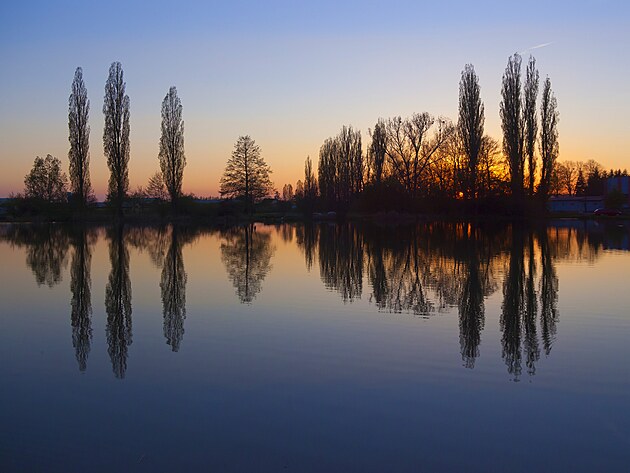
[1,0,628,199]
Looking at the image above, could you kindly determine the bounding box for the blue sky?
[1,1,628,197]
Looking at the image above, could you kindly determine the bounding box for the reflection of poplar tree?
[524,233,540,374]
[368,241,388,311]
[318,224,363,302]
[539,229,559,355]
[105,226,132,379]
[161,227,187,352]
[70,227,93,371]
[501,227,525,379]
[459,229,485,368]
[278,224,294,243]
[295,224,317,271]
[500,227,560,379]
[221,225,274,304]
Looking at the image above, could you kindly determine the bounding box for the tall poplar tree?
[538,77,559,201]
[369,119,387,186]
[158,86,185,209]
[103,62,130,219]
[524,56,539,196]
[458,64,484,200]
[68,67,92,207]
[500,53,525,201]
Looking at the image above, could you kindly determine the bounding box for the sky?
[1,0,629,199]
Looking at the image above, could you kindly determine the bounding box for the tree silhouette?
[24,154,68,202]
[68,67,92,208]
[501,227,525,380]
[146,171,168,201]
[28,226,70,287]
[477,135,504,198]
[295,223,317,271]
[220,224,274,304]
[575,169,587,196]
[318,126,363,211]
[0,225,71,287]
[368,119,387,186]
[538,76,559,201]
[499,226,561,379]
[539,228,559,354]
[70,226,94,371]
[220,136,273,214]
[500,53,525,201]
[524,233,540,375]
[318,223,364,302]
[384,114,453,200]
[458,228,485,368]
[161,226,187,351]
[367,235,389,310]
[523,56,539,197]
[103,62,130,220]
[281,183,293,202]
[555,160,580,195]
[158,86,186,209]
[458,64,484,200]
[318,137,337,208]
[126,225,171,268]
[299,156,317,213]
[105,226,132,378]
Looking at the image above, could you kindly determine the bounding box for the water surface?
[1,221,629,472]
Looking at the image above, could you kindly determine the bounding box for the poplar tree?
[68,67,92,207]
[524,56,539,196]
[158,86,185,209]
[500,53,525,201]
[103,62,130,219]
[458,64,484,200]
[369,119,387,185]
[538,77,559,201]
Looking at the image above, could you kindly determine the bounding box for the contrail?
[519,42,554,54]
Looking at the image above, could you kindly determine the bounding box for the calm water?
[1,221,629,472]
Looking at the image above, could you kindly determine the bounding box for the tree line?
[18,62,275,219]
[285,53,563,215]
[15,54,622,218]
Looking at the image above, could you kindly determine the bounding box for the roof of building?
[549,195,603,201]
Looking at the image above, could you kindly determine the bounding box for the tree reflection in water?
[105,225,132,379]
[524,233,540,375]
[221,224,274,304]
[69,226,95,371]
[501,227,526,379]
[295,224,317,271]
[499,226,563,380]
[127,225,170,268]
[160,226,189,351]
[298,221,563,376]
[0,219,595,378]
[1,224,71,287]
[458,225,485,369]
[539,227,559,355]
[318,223,364,302]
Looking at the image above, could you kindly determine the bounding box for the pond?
[1,221,629,472]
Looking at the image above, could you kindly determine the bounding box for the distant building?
[606,176,630,208]
[548,195,603,213]
[194,198,222,204]
[0,198,9,217]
